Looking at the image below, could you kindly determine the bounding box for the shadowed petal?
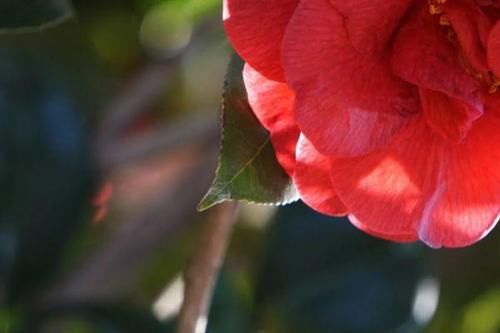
[224,0,299,81]
[329,0,414,55]
[294,135,347,216]
[420,88,482,143]
[444,0,491,72]
[487,20,500,77]
[391,2,484,112]
[243,63,300,177]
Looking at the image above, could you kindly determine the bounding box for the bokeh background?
[2,0,500,332]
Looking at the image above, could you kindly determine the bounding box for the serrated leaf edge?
[197,56,299,211]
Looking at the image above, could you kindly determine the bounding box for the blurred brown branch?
[99,115,218,169]
[176,202,239,333]
[42,51,223,304]
[96,60,175,148]
[44,151,217,304]
[94,57,219,169]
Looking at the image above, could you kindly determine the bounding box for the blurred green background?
[1,0,500,332]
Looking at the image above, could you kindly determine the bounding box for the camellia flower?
[223,0,500,247]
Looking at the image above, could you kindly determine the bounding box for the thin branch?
[176,202,239,333]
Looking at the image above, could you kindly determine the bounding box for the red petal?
[443,0,490,72]
[329,0,415,55]
[294,135,347,216]
[282,0,418,157]
[348,215,418,243]
[224,0,298,81]
[293,92,414,157]
[417,114,500,248]
[331,115,500,248]
[91,181,113,206]
[282,0,418,114]
[485,94,500,118]
[487,20,500,77]
[391,3,484,111]
[477,0,500,7]
[330,119,426,243]
[477,1,500,21]
[243,63,299,177]
[420,88,482,143]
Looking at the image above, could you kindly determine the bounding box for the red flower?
[224,0,500,248]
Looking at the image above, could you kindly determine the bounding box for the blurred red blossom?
[224,0,500,248]
[92,181,114,223]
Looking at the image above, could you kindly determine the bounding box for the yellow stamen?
[428,0,500,94]
[488,75,500,94]
[429,5,443,15]
[428,0,447,15]
[439,15,450,26]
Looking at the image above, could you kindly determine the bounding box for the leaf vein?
[219,136,270,189]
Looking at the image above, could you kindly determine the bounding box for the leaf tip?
[197,192,224,212]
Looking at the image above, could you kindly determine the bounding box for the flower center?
[429,0,500,93]
[428,0,447,15]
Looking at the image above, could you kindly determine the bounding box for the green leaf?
[0,0,74,34]
[199,54,298,211]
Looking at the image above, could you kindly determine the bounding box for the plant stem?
[176,202,239,333]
